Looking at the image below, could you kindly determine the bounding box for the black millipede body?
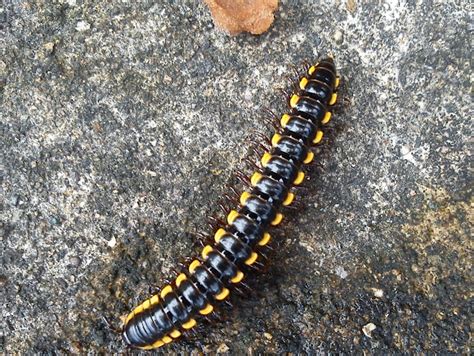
[119,57,340,350]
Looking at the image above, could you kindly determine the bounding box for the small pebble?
[163,75,173,84]
[371,288,384,298]
[76,20,91,32]
[335,266,348,279]
[204,0,278,35]
[334,29,344,45]
[362,322,376,338]
[216,343,229,353]
[107,236,117,248]
[10,195,19,206]
[43,42,55,53]
[243,89,253,102]
[400,145,411,155]
[263,332,273,340]
[69,256,81,267]
[49,216,60,225]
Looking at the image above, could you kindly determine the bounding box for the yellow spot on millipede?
[240,192,251,206]
[261,152,272,167]
[303,151,314,164]
[322,111,332,124]
[290,94,300,108]
[160,285,173,299]
[280,114,290,128]
[143,299,152,311]
[251,172,263,186]
[182,318,196,329]
[170,329,181,339]
[231,270,244,283]
[283,192,295,206]
[162,335,173,344]
[125,312,134,324]
[201,245,213,259]
[313,130,324,144]
[199,304,214,315]
[245,252,258,265]
[227,210,239,224]
[271,133,282,147]
[271,213,283,226]
[215,287,230,300]
[335,76,340,88]
[152,339,165,348]
[329,93,337,106]
[150,294,159,306]
[258,232,271,246]
[308,65,317,75]
[175,273,187,287]
[214,228,226,243]
[299,77,308,90]
[293,171,305,185]
[189,260,200,273]
[133,304,144,315]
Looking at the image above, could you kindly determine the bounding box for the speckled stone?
[1,1,471,354]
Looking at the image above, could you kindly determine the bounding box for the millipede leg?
[262,107,278,120]
[223,192,239,206]
[251,131,272,145]
[248,261,266,272]
[289,64,301,79]
[102,315,122,334]
[243,157,259,170]
[235,171,251,187]
[259,117,280,132]
[261,244,274,252]
[177,256,194,269]
[207,216,227,231]
[302,59,311,71]
[284,200,305,211]
[223,300,233,308]
[277,87,292,100]
[218,202,229,215]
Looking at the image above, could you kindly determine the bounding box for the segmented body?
[121,58,340,350]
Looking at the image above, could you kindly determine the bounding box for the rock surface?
[1,1,471,354]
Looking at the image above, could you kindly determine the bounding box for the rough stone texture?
[1,0,471,354]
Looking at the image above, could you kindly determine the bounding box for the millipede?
[112,56,341,350]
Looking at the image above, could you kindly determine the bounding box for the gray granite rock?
[1,0,471,353]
